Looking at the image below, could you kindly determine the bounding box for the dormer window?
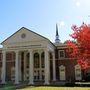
[59,50,65,58]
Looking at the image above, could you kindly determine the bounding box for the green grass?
[0,82,15,90]
[17,86,90,90]
[0,83,90,90]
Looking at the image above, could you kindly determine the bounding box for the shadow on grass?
[0,82,15,90]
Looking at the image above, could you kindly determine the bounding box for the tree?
[66,23,90,70]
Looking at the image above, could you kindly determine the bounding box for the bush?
[65,82,75,87]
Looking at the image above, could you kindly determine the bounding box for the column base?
[28,82,34,85]
[15,81,19,85]
[44,82,49,85]
[1,81,6,84]
[52,79,56,81]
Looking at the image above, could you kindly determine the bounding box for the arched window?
[41,52,45,68]
[59,65,66,80]
[34,53,39,68]
[75,64,81,80]
[11,67,15,81]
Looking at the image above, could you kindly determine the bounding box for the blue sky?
[0,0,90,44]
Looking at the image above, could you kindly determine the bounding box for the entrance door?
[20,51,29,81]
[33,52,45,81]
[34,69,45,81]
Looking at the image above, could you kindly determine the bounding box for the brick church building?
[0,25,89,85]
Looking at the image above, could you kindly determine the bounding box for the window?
[34,53,40,68]
[59,65,66,80]
[59,50,65,58]
[75,64,82,80]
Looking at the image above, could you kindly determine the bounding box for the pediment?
[1,27,48,45]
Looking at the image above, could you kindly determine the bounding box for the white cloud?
[76,1,81,7]
[59,21,65,27]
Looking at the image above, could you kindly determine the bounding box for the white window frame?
[58,50,65,59]
[75,64,82,80]
[59,65,66,81]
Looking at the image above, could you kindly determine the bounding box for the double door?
[34,68,45,81]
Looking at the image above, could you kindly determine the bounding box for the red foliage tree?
[66,23,90,70]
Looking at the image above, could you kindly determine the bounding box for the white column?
[44,49,50,85]
[15,50,19,84]
[39,51,42,81]
[24,52,27,81]
[1,50,6,84]
[29,49,34,84]
[52,52,56,81]
[19,52,21,81]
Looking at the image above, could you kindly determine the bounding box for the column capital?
[2,50,6,53]
[14,50,19,53]
[28,49,33,52]
[44,48,49,52]
[52,51,55,55]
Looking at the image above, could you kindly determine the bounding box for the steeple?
[55,23,60,43]
[56,24,59,36]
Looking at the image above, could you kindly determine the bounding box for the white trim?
[59,65,66,81]
[75,64,82,80]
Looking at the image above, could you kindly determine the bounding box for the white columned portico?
[52,52,56,81]
[29,49,34,84]
[15,50,19,84]
[1,50,6,84]
[44,49,50,85]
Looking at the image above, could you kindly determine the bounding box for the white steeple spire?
[55,23,60,43]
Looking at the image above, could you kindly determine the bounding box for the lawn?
[0,83,90,90]
[17,86,90,90]
[0,84,15,90]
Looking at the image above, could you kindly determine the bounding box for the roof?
[1,27,55,47]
